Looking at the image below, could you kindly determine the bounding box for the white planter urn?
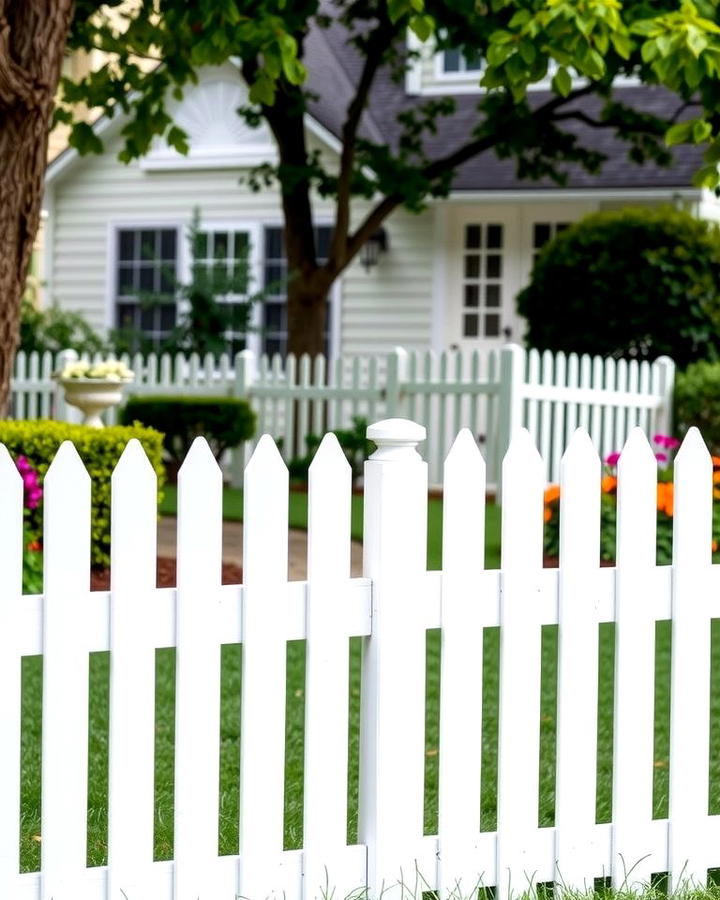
[58,377,133,428]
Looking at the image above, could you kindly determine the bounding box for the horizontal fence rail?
[10,345,674,486]
[0,420,717,899]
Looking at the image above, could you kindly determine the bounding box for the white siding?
[49,126,436,353]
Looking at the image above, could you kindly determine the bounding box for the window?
[462,223,504,339]
[532,221,570,262]
[262,226,333,358]
[116,228,178,350]
[191,229,253,356]
[442,49,482,74]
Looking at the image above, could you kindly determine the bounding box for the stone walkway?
[157,517,363,580]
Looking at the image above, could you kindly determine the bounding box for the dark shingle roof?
[306,19,704,191]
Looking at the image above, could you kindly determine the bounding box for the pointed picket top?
[559,428,601,570]
[308,433,351,582]
[244,434,288,586]
[112,437,157,488]
[501,428,544,570]
[111,439,157,593]
[673,427,712,567]
[502,427,543,480]
[445,427,486,472]
[0,444,23,495]
[443,428,486,574]
[245,432,287,477]
[178,435,222,482]
[308,431,351,479]
[616,428,657,569]
[44,440,90,490]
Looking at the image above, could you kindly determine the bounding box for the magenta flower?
[655,452,668,463]
[653,434,681,450]
[605,451,621,466]
[15,456,42,510]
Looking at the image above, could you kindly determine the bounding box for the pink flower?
[655,452,668,463]
[605,451,621,466]
[653,434,681,450]
[14,456,42,511]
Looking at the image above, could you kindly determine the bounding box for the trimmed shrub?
[0,420,165,572]
[675,360,720,451]
[516,206,720,367]
[120,395,256,463]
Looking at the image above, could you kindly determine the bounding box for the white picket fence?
[0,418,718,899]
[10,346,675,485]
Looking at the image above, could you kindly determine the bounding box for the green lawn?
[16,489,720,883]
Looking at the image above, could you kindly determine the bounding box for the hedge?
[120,395,256,463]
[0,420,165,571]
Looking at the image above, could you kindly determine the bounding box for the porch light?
[361,228,388,272]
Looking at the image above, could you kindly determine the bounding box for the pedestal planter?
[57,377,133,428]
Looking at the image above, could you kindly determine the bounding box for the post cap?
[367,418,426,461]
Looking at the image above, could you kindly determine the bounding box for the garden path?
[157,516,364,580]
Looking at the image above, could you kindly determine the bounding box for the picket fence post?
[494,344,525,495]
[359,418,428,899]
[652,355,675,439]
[230,349,256,487]
[384,347,409,418]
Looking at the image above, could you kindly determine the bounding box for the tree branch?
[330,16,403,271]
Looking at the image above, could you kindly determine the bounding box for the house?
[42,20,720,361]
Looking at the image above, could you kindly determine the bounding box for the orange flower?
[601,475,617,494]
[544,485,560,504]
[656,482,674,517]
[544,507,552,523]
[713,540,718,553]
[26,540,41,552]
[713,456,720,470]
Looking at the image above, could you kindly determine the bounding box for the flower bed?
[543,434,720,564]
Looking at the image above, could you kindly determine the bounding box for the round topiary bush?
[674,360,720,451]
[516,206,720,367]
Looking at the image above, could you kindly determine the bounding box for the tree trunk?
[286,275,329,359]
[0,1,74,414]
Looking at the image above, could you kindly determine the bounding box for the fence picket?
[668,428,713,889]
[612,428,660,889]
[496,429,545,900]
[174,438,224,900]
[550,351,567,482]
[303,434,354,900]
[41,442,92,900]
[107,440,158,900]
[438,430,486,898]
[0,447,23,897]
[554,430,601,892]
[239,436,290,900]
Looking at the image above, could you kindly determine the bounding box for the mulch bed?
[90,557,243,590]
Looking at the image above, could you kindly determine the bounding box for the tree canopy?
[8,0,720,385]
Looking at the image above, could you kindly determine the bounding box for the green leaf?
[665,121,692,145]
[693,118,713,142]
[692,163,720,188]
[552,65,572,96]
[409,14,434,42]
[248,74,275,106]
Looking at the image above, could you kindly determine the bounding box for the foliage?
[120,395,256,463]
[57,359,133,380]
[19,297,106,357]
[516,207,720,367]
[675,360,720,452]
[543,434,720,564]
[61,0,720,354]
[287,416,374,485]
[0,420,165,573]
